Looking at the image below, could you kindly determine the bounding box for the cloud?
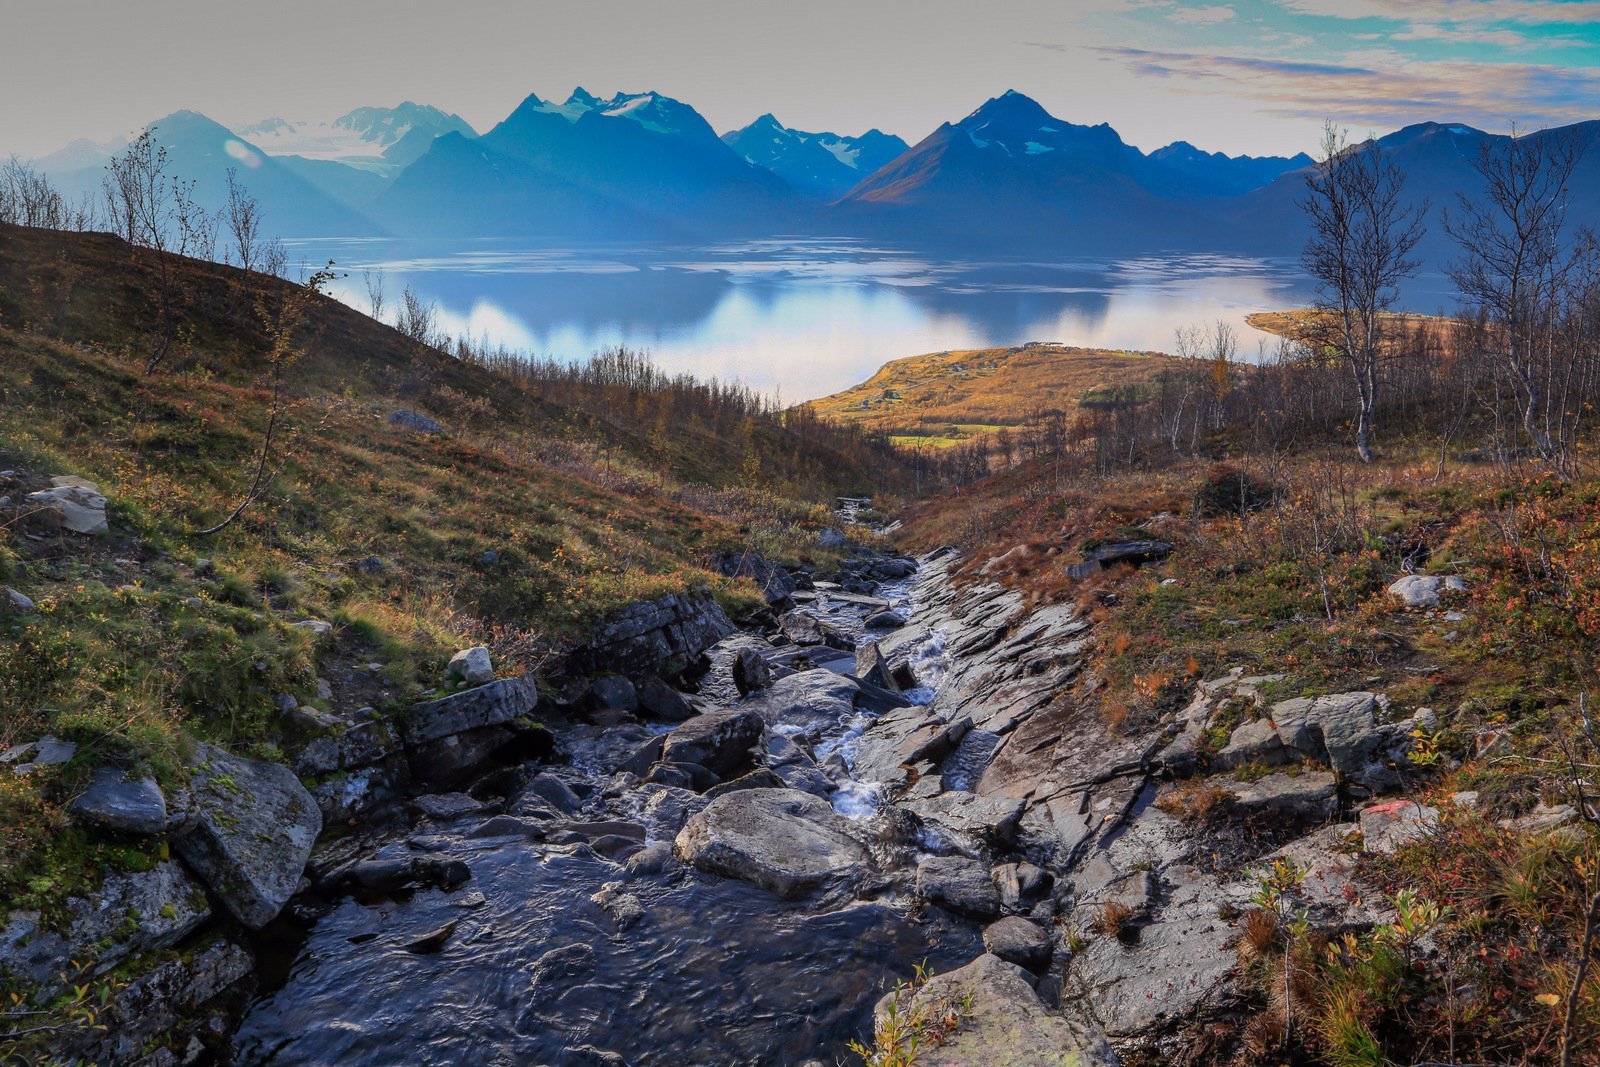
[1168,4,1236,25]
[1093,44,1600,132]
[1270,0,1600,25]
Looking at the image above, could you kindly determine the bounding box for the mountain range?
[25,90,1600,266]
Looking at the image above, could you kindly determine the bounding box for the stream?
[232,566,981,1066]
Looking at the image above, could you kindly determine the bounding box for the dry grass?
[1093,900,1135,936]
[804,343,1178,441]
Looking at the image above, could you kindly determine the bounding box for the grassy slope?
[803,343,1177,446]
[0,223,899,927]
[898,442,1600,1063]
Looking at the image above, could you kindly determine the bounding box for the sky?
[3,0,1598,161]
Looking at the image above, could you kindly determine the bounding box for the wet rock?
[173,742,322,929]
[778,609,833,647]
[445,646,494,687]
[0,861,209,987]
[983,916,1053,972]
[403,919,458,953]
[467,815,548,841]
[633,784,709,840]
[854,642,901,695]
[1387,574,1467,609]
[388,409,444,433]
[1224,771,1338,824]
[637,676,695,722]
[624,841,678,878]
[528,942,596,993]
[293,720,399,777]
[402,676,539,746]
[992,861,1052,912]
[69,765,167,835]
[592,674,639,712]
[514,772,582,815]
[746,670,860,733]
[590,881,647,927]
[589,835,646,861]
[705,767,788,798]
[915,855,1000,919]
[764,733,834,798]
[409,724,518,787]
[412,792,490,821]
[903,790,1025,849]
[79,937,252,1067]
[865,609,907,629]
[732,647,773,695]
[875,954,1116,1067]
[852,708,972,786]
[1360,799,1438,854]
[674,788,871,898]
[660,707,764,778]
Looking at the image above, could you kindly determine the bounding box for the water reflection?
[288,237,1326,400]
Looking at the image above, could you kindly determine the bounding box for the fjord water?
[292,237,1352,399]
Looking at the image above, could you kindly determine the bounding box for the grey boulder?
[173,743,322,929]
[69,766,167,835]
[915,854,1001,919]
[674,788,870,898]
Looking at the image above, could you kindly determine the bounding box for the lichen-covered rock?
[875,954,1117,1067]
[1387,574,1467,608]
[674,788,870,898]
[173,743,321,929]
[0,861,209,987]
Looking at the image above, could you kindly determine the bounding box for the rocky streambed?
[8,521,1447,1066]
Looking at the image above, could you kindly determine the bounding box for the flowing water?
[233,568,973,1066]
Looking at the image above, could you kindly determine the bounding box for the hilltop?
[804,342,1179,447]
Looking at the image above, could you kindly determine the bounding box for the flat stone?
[876,954,1116,1067]
[1211,717,1288,771]
[915,854,1000,919]
[413,793,489,820]
[3,735,77,774]
[1224,771,1338,824]
[674,788,870,898]
[745,669,860,733]
[27,482,108,534]
[69,765,167,835]
[403,676,539,746]
[1361,800,1439,854]
[173,743,322,929]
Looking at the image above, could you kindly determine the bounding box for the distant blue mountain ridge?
[27,90,1600,265]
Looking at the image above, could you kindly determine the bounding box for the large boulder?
[637,676,695,722]
[873,954,1117,1067]
[674,788,870,898]
[983,916,1054,972]
[659,707,765,778]
[1270,692,1393,789]
[403,676,539,746]
[173,743,322,929]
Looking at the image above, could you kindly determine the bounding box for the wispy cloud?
[1168,4,1236,25]
[1094,44,1600,131]
[1271,0,1600,25]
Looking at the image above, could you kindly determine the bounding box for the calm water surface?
[287,237,1452,401]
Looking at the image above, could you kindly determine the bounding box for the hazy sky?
[4,0,1598,160]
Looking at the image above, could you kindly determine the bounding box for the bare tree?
[364,267,386,322]
[1300,123,1428,462]
[223,167,263,273]
[0,156,79,229]
[1447,126,1588,473]
[397,284,437,346]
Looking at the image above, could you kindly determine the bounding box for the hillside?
[0,221,906,1001]
[805,342,1179,446]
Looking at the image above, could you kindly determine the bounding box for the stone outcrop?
[568,590,736,678]
[68,765,168,834]
[875,954,1118,1067]
[674,788,870,898]
[173,743,322,929]
[659,707,765,778]
[403,676,540,747]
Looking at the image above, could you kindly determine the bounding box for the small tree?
[223,167,263,273]
[1447,126,1588,474]
[1300,123,1428,462]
